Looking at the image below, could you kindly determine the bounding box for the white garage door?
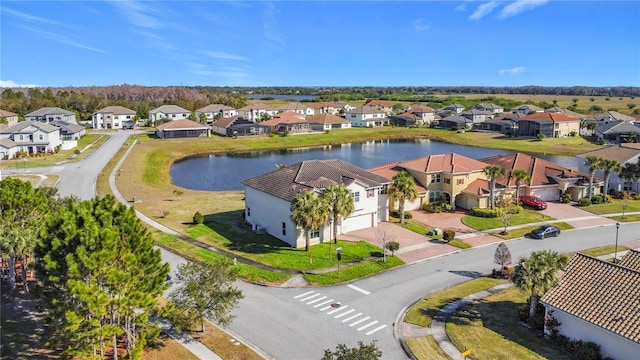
[342,213,373,233]
[531,188,558,201]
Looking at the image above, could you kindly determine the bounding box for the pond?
[170,139,586,191]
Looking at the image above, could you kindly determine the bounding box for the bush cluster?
[193,211,204,224]
[390,210,412,219]
[423,203,453,213]
[560,192,573,203]
[577,197,592,207]
[442,229,456,242]
[470,207,503,218]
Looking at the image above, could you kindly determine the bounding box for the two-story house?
[242,159,391,248]
[196,104,237,122]
[148,105,190,124]
[237,103,279,122]
[25,107,77,123]
[364,100,393,115]
[277,102,315,115]
[0,109,19,129]
[93,106,137,129]
[308,102,344,115]
[518,112,581,138]
[512,104,544,115]
[345,106,388,127]
[472,103,504,114]
[0,121,62,157]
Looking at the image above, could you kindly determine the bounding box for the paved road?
[32,135,640,359]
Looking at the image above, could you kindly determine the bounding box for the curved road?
[40,133,640,360]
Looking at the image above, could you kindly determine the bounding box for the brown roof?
[545,107,586,118]
[306,113,349,125]
[400,153,487,174]
[541,253,640,343]
[578,145,640,164]
[242,160,392,202]
[367,162,427,192]
[481,153,593,187]
[0,109,18,117]
[461,178,494,196]
[308,101,344,109]
[155,119,208,130]
[618,249,640,271]
[262,112,307,126]
[365,100,392,107]
[406,105,434,113]
[522,112,580,123]
[212,116,240,128]
[96,105,136,115]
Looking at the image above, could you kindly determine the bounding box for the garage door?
[342,213,373,233]
[531,188,558,201]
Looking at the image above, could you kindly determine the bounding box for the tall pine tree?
[35,195,169,359]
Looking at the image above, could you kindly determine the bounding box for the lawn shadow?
[448,270,483,278]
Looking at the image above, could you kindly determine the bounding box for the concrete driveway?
[540,201,617,228]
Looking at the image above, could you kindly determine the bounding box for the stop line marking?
[347,284,370,295]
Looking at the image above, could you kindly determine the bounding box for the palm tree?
[0,227,31,292]
[321,183,355,244]
[584,156,604,201]
[512,250,567,319]
[619,161,640,193]
[509,169,530,200]
[483,165,505,209]
[291,191,329,252]
[601,159,621,200]
[389,171,418,224]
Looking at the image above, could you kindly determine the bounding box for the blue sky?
[1,1,639,88]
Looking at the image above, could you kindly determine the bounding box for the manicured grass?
[448,239,471,249]
[447,287,574,360]
[578,198,640,215]
[493,222,574,240]
[461,210,555,231]
[303,256,404,285]
[573,244,630,258]
[611,214,640,222]
[405,336,449,360]
[403,277,506,327]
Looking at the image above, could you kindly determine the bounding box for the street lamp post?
[614,222,620,263]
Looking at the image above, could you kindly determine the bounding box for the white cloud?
[499,0,549,19]
[455,3,467,12]
[411,18,431,32]
[499,66,526,75]
[0,80,42,88]
[202,51,248,62]
[1,7,70,28]
[111,0,162,29]
[263,2,285,47]
[469,1,500,20]
[20,25,106,53]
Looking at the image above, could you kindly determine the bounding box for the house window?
[282,222,286,236]
[352,191,360,203]
[429,191,441,203]
[367,189,375,198]
[431,174,441,183]
[457,178,465,185]
[444,177,451,184]
[311,229,320,239]
[19,135,23,141]
[172,114,176,118]
[39,134,44,141]
[247,208,251,217]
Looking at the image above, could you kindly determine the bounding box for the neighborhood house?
[93,105,137,129]
[0,121,63,159]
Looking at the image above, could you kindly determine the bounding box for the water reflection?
[171,139,584,191]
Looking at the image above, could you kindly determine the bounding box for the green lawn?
[493,222,574,240]
[303,256,404,285]
[578,198,640,215]
[461,210,554,231]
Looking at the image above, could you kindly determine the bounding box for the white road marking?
[347,284,370,295]
[307,296,327,305]
[327,305,348,315]
[334,309,355,319]
[342,313,362,323]
[320,302,338,311]
[295,291,314,299]
[357,320,379,331]
[314,299,333,308]
[366,324,387,335]
[300,293,321,302]
[349,316,370,327]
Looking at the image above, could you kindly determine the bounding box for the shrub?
[443,229,456,242]
[470,207,503,218]
[74,149,81,155]
[506,205,523,214]
[560,192,573,203]
[390,210,412,219]
[386,241,400,256]
[193,211,204,224]
[423,203,453,213]
[578,197,591,207]
[591,194,604,204]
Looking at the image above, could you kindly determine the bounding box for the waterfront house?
[237,103,278,122]
[196,104,237,122]
[305,113,351,130]
[211,116,269,137]
[155,119,209,138]
[148,105,190,124]
[518,112,580,138]
[345,106,388,127]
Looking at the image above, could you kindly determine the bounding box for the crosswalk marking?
[320,302,338,311]
[334,309,355,319]
[366,324,387,335]
[300,293,321,302]
[314,299,333,308]
[358,320,379,331]
[295,291,314,299]
[342,312,362,322]
[349,316,370,327]
[326,305,348,315]
[307,296,327,305]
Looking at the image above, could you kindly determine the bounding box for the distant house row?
[0,118,85,160]
[242,152,599,248]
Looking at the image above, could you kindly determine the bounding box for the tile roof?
[262,112,308,126]
[95,105,136,115]
[618,249,640,271]
[197,104,235,112]
[400,153,487,174]
[0,138,18,149]
[3,121,59,133]
[367,162,427,192]
[305,113,349,125]
[345,106,386,115]
[406,105,434,113]
[277,102,310,111]
[212,116,241,128]
[50,120,85,134]
[155,119,209,130]
[480,152,592,187]
[540,253,640,343]
[308,101,346,109]
[594,111,637,122]
[25,107,74,116]
[595,120,640,135]
[242,159,391,202]
[514,104,543,112]
[238,103,275,111]
[522,112,580,123]
[545,107,586,118]
[0,109,18,117]
[149,105,190,114]
[365,100,392,107]
[462,178,495,195]
[577,145,640,164]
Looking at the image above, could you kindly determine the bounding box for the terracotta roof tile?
[401,153,487,174]
[619,249,640,271]
[522,112,580,123]
[541,253,640,343]
[0,109,18,117]
[578,145,640,164]
[306,113,349,124]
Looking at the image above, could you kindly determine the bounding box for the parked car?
[527,225,560,239]
[518,195,547,210]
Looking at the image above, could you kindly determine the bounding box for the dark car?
[527,225,560,239]
[519,195,548,210]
